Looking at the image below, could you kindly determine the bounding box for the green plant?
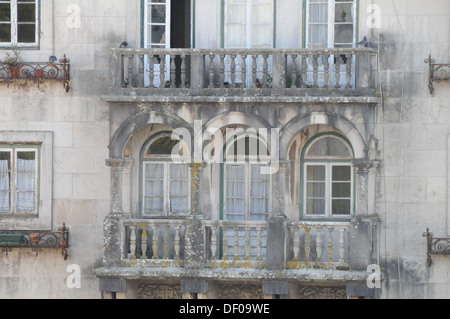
[2,48,23,66]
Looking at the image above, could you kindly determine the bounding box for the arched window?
[223,132,271,221]
[301,134,354,219]
[141,133,190,217]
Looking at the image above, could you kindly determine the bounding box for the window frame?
[140,133,191,218]
[0,0,40,48]
[0,131,52,231]
[0,146,39,216]
[304,0,358,49]
[300,133,355,221]
[223,0,275,49]
[222,133,272,221]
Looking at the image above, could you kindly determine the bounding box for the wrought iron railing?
[0,55,71,92]
[0,223,69,260]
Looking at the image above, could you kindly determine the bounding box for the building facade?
[0,0,449,299]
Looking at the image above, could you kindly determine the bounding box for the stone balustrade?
[106,47,377,99]
[121,218,356,270]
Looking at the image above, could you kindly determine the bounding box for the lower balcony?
[100,215,377,271]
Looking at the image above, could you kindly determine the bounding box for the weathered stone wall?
[366,0,450,298]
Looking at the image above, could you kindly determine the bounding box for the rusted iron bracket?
[425,55,450,94]
[422,228,450,267]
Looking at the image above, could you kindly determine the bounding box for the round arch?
[279,112,367,160]
[109,110,194,159]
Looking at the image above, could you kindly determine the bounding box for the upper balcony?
[103,47,379,104]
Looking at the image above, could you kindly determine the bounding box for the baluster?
[262,54,269,88]
[141,225,148,259]
[129,226,136,259]
[170,54,176,88]
[148,55,154,88]
[339,227,346,263]
[138,54,144,88]
[240,54,247,88]
[335,55,341,88]
[159,54,166,88]
[312,54,319,88]
[324,54,330,88]
[222,226,229,259]
[230,54,236,87]
[291,54,297,88]
[301,55,307,88]
[209,53,215,88]
[234,226,239,259]
[211,225,218,260]
[152,224,159,259]
[180,54,186,88]
[346,53,353,88]
[293,226,300,261]
[174,225,181,260]
[164,224,170,258]
[316,226,323,262]
[256,226,263,260]
[219,54,225,88]
[127,54,133,87]
[252,55,257,88]
[304,226,311,262]
[244,226,251,259]
[328,227,334,262]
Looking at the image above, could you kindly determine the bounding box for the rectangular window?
[0,146,38,216]
[306,0,355,49]
[304,163,352,218]
[0,0,39,47]
[224,163,270,221]
[143,162,189,217]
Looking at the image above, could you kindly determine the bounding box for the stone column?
[105,158,134,215]
[271,160,289,218]
[353,160,379,216]
[103,158,133,267]
[184,163,206,268]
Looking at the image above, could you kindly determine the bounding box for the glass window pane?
[17,24,35,43]
[332,166,351,181]
[145,196,164,213]
[332,182,350,197]
[334,24,353,44]
[0,23,11,42]
[309,3,328,23]
[306,136,352,158]
[147,137,179,155]
[0,151,11,211]
[332,199,350,215]
[306,198,325,215]
[150,4,166,24]
[307,181,325,198]
[335,3,353,23]
[16,151,36,212]
[306,165,325,181]
[145,163,164,179]
[18,3,35,22]
[0,3,11,22]
[149,25,166,45]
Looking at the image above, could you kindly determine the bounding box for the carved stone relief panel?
[138,284,182,299]
[298,285,347,299]
[218,283,263,299]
